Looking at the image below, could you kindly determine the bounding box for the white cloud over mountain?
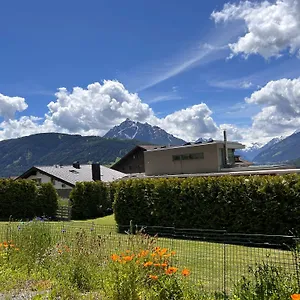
[0,93,28,120]
[1,76,300,147]
[0,81,219,142]
[212,0,300,59]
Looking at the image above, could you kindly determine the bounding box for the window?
[189,153,204,159]
[172,155,181,161]
[172,152,204,161]
[62,183,66,188]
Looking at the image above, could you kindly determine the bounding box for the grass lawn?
[0,215,297,294]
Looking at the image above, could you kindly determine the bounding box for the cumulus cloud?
[158,104,218,141]
[0,116,56,140]
[0,93,28,120]
[47,81,155,135]
[212,0,300,58]
[0,81,221,142]
[246,78,300,136]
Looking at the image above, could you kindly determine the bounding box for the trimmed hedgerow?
[70,181,112,220]
[113,175,300,235]
[0,179,58,220]
[36,183,59,218]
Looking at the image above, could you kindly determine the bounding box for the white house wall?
[27,172,73,189]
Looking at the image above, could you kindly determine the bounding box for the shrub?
[36,183,59,218]
[70,181,111,220]
[113,175,300,235]
[0,179,37,220]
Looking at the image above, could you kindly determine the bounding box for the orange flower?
[154,263,161,267]
[165,267,178,275]
[291,295,300,300]
[138,250,149,257]
[3,242,8,248]
[144,261,153,267]
[154,247,161,252]
[64,245,70,252]
[181,268,190,277]
[123,255,134,262]
[14,248,20,251]
[0,243,2,248]
[159,248,168,256]
[161,263,168,268]
[170,251,176,256]
[151,253,157,257]
[149,275,158,280]
[111,254,120,261]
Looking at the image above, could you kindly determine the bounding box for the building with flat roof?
[144,140,245,176]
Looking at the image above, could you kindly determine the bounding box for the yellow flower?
[181,268,190,277]
[165,267,178,275]
[149,275,158,280]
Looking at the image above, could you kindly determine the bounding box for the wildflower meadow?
[0,218,299,299]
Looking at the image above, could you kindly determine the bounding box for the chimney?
[223,130,229,167]
[73,161,80,169]
[92,163,101,181]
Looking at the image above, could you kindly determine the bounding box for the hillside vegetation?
[0,133,138,177]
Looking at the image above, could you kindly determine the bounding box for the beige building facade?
[144,141,244,176]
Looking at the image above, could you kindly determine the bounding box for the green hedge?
[70,181,112,220]
[0,179,59,220]
[113,175,300,235]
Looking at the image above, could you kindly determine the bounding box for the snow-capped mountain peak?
[103,119,186,146]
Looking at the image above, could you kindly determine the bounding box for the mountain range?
[0,133,139,178]
[1,119,300,178]
[104,118,186,146]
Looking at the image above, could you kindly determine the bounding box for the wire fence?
[0,221,299,294]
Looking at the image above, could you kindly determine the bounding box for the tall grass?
[0,220,299,299]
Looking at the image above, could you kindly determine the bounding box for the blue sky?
[1,0,300,145]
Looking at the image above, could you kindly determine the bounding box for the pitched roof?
[18,164,126,186]
[111,144,161,168]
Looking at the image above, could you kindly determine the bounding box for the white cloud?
[209,79,254,89]
[246,78,300,136]
[158,104,218,141]
[0,116,56,140]
[0,93,28,120]
[0,81,220,142]
[212,0,300,59]
[47,81,155,135]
